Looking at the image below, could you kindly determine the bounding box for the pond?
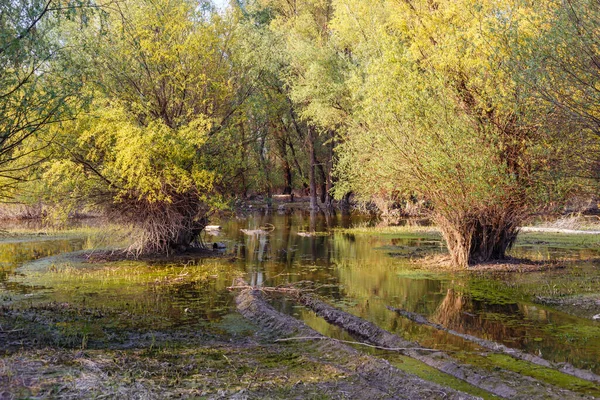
[1,211,599,379]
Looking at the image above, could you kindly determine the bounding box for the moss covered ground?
[2,220,600,398]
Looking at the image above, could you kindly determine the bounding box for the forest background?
[1,0,599,267]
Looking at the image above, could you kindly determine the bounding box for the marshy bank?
[1,212,600,398]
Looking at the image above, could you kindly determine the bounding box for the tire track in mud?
[296,294,595,400]
[236,288,477,400]
[387,305,600,385]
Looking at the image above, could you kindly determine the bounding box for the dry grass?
[537,214,600,231]
[0,341,376,399]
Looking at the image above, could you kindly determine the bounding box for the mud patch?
[415,255,566,272]
[236,288,475,400]
[296,293,594,400]
[534,294,600,320]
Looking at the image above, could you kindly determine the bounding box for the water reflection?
[0,238,87,294]
[221,211,600,373]
[1,212,599,373]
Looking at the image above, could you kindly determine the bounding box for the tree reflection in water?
[221,212,600,374]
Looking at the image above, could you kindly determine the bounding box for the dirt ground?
[0,306,398,399]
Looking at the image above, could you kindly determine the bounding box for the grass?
[389,355,498,399]
[0,342,354,399]
[452,352,600,397]
[498,263,600,298]
[30,259,233,286]
[335,223,440,237]
[515,231,600,251]
[0,222,131,251]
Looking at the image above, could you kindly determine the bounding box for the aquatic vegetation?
[454,352,600,397]
[12,259,246,332]
[2,214,600,398]
[514,232,600,252]
[0,222,129,245]
[335,224,440,237]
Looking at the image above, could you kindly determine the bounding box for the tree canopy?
[35,0,260,252]
[330,0,592,266]
[3,0,598,264]
[0,0,99,195]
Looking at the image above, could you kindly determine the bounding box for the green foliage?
[44,105,214,202]
[329,0,595,266]
[35,0,259,252]
[262,0,350,130]
[0,0,99,196]
[516,0,600,136]
[246,0,350,207]
[3,0,599,258]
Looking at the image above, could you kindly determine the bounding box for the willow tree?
[41,0,257,253]
[512,0,600,186]
[333,0,583,267]
[0,0,99,196]
[519,0,600,137]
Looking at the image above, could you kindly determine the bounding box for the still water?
[1,211,600,374]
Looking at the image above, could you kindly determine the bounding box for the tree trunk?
[259,133,272,207]
[168,225,204,252]
[282,158,293,195]
[340,191,352,215]
[317,162,327,205]
[286,136,306,190]
[309,209,317,261]
[324,130,335,209]
[240,122,248,198]
[435,210,521,268]
[277,133,293,195]
[308,125,318,211]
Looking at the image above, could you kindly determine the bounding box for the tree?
[247,0,351,210]
[518,0,600,137]
[332,0,585,267]
[202,5,308,201]
[41,0,258,253]
[510,0,600,186]
[0,0,98,196]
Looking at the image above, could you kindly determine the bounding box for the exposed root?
[434,208,522,268]
[387,306,600,385]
